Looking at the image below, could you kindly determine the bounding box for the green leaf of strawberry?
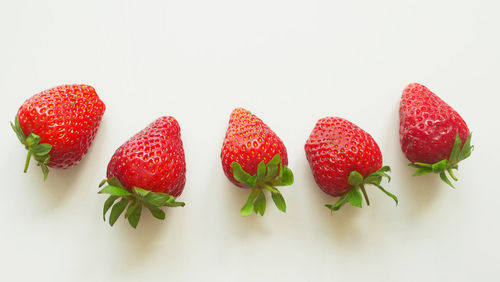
[109,198,129,226]
[103,195,119,221]
[459,133,473,161]
[231,162,253,185]
[257,161,266,180]
[408,133,473,188]
[271,191,286,213]
[326,194,348,212]
[449,134,462,164]
[125,201,142,229]
[240,188,260,217]
[11,116,26,144]
[232,153,294,217]
[253,191,266,216]
[163,199,186,207]
[11,116,53,180]
[347,187,363,208]
[372,183,399,205]
[266,155,281,181]
[107,177,124,188]
[32,143,52,156]
[99,185,133,196]
[144,193,172,207]
[99,177,184,228]
[146,204,166,220]
[280,166,294,186]
[325,166,398,212]
[133,187,151,198]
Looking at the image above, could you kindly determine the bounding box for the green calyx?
[325,166,398,212]
[231,153,294,217]
[408,133,473,188]
[98,177,185,228]
[11,116,52,180]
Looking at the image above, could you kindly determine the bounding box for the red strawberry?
[11,84,105,179]
[305,117,397,211]
[399,83,473,187]
[99,116,186,228]
[221,108,293,216]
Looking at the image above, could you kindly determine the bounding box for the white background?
[1,0,499,281]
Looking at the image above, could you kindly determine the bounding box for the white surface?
[1,0,499,281]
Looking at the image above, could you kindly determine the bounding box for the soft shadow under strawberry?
[114,211,179,268]
[399,163,442,219]
[223,181,269,236]
[308,178,363,243]
[37,165,84,210]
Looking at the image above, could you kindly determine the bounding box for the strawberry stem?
[24,150,32,173]
[359,184,370,206]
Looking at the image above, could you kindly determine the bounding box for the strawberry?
[11,84,105,179]
[221,108,294,216]
[305,117,397,211]
[399,83,473,187]
[99,116,186,228]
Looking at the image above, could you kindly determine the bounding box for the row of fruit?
[11,83,472,228]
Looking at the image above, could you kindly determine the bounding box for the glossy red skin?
[17,84,105,168]
[399,83,470,164]
[221,108,288,188]
[305,117,382,197]
[106,117,186,197]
